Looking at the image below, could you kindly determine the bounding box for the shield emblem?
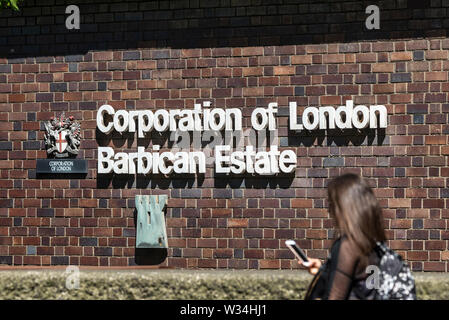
[56,129,69,153]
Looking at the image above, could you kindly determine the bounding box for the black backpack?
[368,242,416,300]
[305,240,417,300]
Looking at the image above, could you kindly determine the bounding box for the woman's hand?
[298,258,322,275]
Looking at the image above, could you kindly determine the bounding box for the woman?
[301,173,386,300]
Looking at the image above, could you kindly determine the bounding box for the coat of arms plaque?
[36,112,87,175]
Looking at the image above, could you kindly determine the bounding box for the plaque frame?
[36,159,88,174]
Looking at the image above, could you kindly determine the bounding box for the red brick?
[425,72,447,81]
[49,63,68,72]
[260,259,280,269]
[273,66,295,75]
[390,52,412,61]
[372,63,395,73]
[227,219,248,228]
[426,51,448,60]
[241,47,263,56]
[291,55,312,64]
[79,199,97,208]
[389,199,411,208]
[93,52,113,61]
[291,199,313,208]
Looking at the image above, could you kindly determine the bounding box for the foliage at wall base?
[0,270,447,300]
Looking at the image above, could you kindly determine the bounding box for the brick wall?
[0,0,448,271]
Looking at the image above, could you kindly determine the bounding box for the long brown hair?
[327,173,386,258]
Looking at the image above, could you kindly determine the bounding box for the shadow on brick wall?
[288,128,386,147]
[131,208,168,265]
[213,174,295,189]
[95,128,171,149]
[97,172,296,189]
[97,172,203,189]
[0,0,444,58]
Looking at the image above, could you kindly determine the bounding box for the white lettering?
[97,105,114,134]
[303,107,319,130]
[98,147,114,174]
[96,103,243,135]
[98,146,206,175]
[289,102,304,130]
[289,100,387,131]
[215,145,297,175]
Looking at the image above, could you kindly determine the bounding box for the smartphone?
[285,240,311,267]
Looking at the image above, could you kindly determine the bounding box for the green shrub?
[414,274,449,300]
[0,0,23,11]
[0,270,447,300]
[0,270,309,300]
